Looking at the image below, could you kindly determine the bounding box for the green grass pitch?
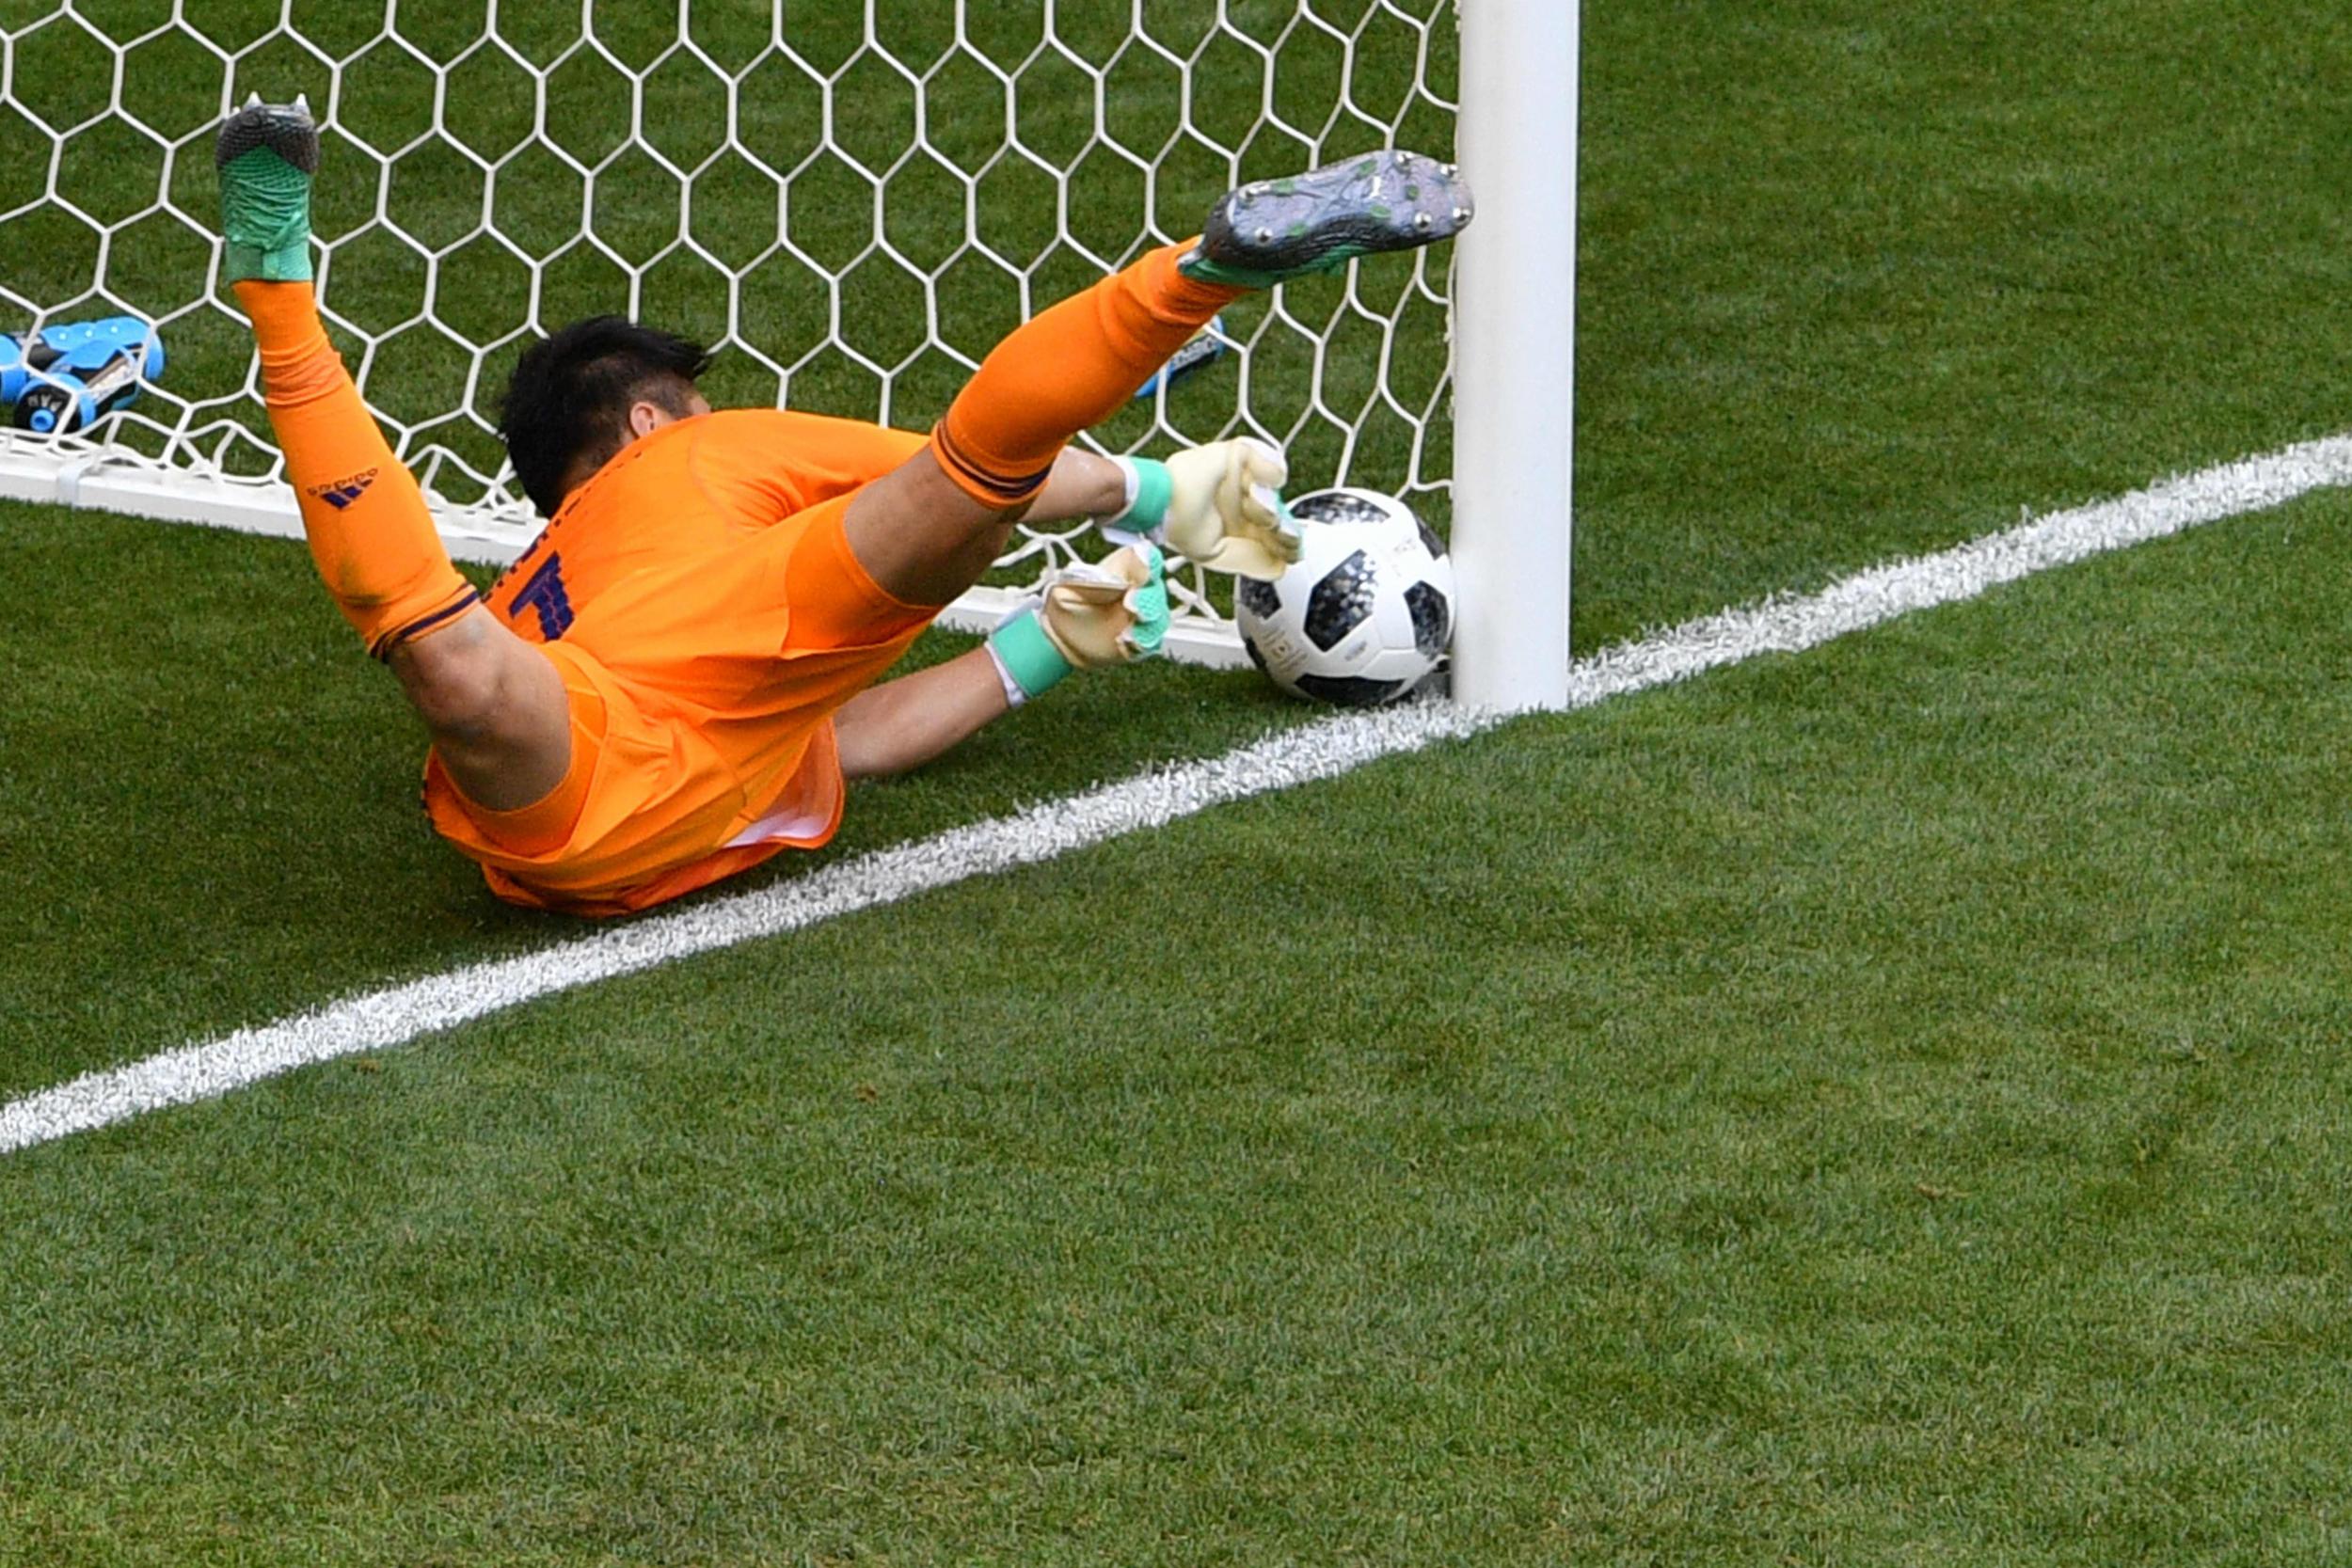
[8,0,2352,1562]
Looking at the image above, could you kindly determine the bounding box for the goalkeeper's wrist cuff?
[1107,456,1174,532]
[985,607,1072,706]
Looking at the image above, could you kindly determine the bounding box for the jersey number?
[510,553,575,640]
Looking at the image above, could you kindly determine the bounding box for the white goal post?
[1453,0,1574,710]
[0,0,1571,699]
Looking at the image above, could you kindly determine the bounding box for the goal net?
[0,0,1461,665]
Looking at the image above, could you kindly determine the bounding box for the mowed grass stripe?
[8,482,2352,1565]
[8,430,2350,1156]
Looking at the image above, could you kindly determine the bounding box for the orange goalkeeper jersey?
[421,408,936,916]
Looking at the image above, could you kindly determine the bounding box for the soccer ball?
[1235,487,1454,705]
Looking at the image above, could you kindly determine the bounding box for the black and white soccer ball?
[1236,486,1454,705]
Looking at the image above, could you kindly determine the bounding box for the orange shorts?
[421,493,938,916]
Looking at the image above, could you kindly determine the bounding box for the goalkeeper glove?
[986,544,1170,705]
[1104,437,1301,581]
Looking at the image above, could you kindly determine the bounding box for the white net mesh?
[0,0,1458,650]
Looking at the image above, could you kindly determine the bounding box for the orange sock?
[932,241,1244,507]
[237,281,477,658]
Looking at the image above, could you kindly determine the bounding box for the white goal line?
[8,430,2352,1157]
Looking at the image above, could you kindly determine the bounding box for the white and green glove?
[1103,437,1301,580]
[985,543,1171,706]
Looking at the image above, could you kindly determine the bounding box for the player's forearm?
[832,645,1010,781]
[1024,449,1130,524]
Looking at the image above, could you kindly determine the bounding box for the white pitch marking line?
[8,432,2352,1157]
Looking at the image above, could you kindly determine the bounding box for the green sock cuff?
[1115,457,1175,531]
[987,608,1073,701]
[224,240,312,283]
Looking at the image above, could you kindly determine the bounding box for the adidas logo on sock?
[306,467,379,511]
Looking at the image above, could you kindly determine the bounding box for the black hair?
[499,316,713,515]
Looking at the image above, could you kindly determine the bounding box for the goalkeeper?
[214,98,1471,915]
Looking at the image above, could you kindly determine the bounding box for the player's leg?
[217,99,568,811]
[840,241,1242,609]
[845,150,1472,608]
